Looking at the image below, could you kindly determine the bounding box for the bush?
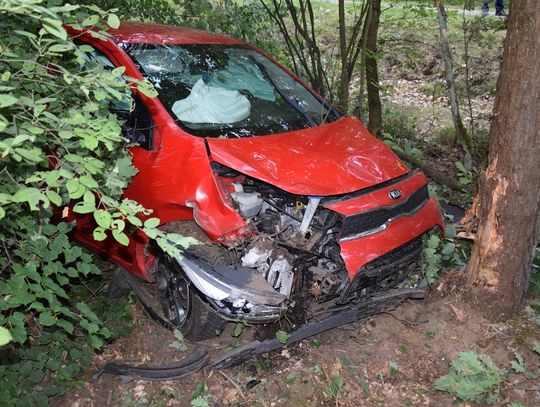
[0,1,158,404]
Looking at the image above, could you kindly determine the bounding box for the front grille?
[339,185,429,241]
[338,236,423,303]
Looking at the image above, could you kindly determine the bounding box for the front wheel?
[155,258,224,341]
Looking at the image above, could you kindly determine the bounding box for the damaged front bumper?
[177,254,288,322]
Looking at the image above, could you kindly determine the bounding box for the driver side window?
[78,43,154,150]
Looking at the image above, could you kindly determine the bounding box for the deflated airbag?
[172,79,250,124]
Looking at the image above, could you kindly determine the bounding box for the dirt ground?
[59,272,540,407]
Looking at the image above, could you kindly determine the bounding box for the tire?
[180,292,225,341]
[155,257,224,341]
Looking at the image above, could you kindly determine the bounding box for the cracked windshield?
[124,44,338,137]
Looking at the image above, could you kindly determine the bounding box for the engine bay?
[211,163,348,305]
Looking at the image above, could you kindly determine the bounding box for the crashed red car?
[68,22,444,340]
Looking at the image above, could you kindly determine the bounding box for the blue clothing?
[482,0,505,15]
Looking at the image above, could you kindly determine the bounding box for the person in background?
[482,0,506,16]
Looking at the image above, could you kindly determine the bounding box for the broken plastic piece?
[98,347,209,382]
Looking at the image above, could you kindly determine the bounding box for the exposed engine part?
[241,243,271,268]
[258,210,280,234]
[230,189,263,218]
[309,258,347,298]
[266,249,294,297]
[241,242,295,298]
[209,169,350,308]
[299,196,321,236]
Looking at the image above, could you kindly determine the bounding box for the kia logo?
[388,189,402,199]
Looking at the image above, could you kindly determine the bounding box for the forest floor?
[58,273,540,407]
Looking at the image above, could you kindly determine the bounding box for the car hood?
[207,116,409,196]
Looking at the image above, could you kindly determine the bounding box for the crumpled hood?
[207,116,410,196]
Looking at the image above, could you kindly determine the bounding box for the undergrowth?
[434,351,502,404]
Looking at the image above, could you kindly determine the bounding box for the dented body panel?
[207,117,409,196]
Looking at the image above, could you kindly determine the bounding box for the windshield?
[123,44,339,138]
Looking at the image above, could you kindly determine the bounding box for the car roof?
[107,21,245,46]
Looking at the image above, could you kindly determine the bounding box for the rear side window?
[78,44,154,150]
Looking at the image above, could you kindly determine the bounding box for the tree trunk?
[434,0,472,166]
[357,1,372,119]
[467,0,540,321]
[365,0,382,137]
[337,0,349,111]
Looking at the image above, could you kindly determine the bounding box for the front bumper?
[176,255,288,322]
[326,170,444,281]
[338,197,443,279]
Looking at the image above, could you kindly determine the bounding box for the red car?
[68,22,444,340]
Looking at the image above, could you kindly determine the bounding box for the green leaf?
[29,370,44,383]
[434,352,501,404]
[107,14,120,29]
[144,217,160,228]
[0,94,18,108]
[232,320,246,337]
[83,190,96,206]
[82,15,100,27]
[73,201,95,214]
[276,330,289,344]
[111,219,125,232]
[66,178,86,199]
[92,227,107,241]
[93,209,112,228]
[0,326,12,346]
[38,311,57,327]
[89,334,104,349]
[45,190,62,206]
[112,230,129,246]
[137,81,158,98]
[534,342,540,356]
[49,43,73,53]
[79,175,98,189]
[82,134,98,150]
[191,396,210,407]
[127,215,142,227]
[13,187,46,210]
[57,319,74,334]
[511,352,526,373]
[325,376,344,397]
[144,227,158,239]
[42,18,67,40]
[76,302,100,322]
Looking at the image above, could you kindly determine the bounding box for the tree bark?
[434,0,472,166]
[467,0,540,321]
[365,0,382,137]
[337,0,349,111]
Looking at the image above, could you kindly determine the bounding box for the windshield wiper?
[248,56,316,127]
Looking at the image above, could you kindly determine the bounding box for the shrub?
[0,1,160,404]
